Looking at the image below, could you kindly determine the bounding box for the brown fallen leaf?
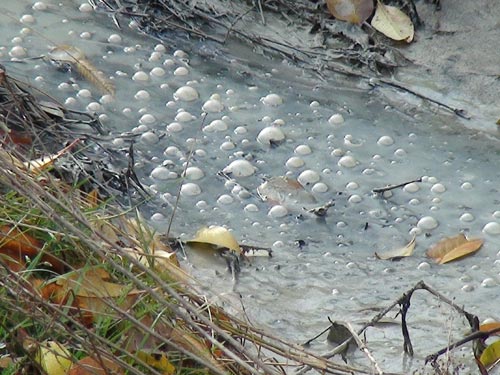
[371,0,414,42]
[480,322,500,335]
[68,356,124,375]
[375,236,416,260]
[326,0,374,24]
[426,233,483,264]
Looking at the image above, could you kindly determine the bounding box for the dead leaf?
[426,233,483,264]
[36,341,73,375]
[40,268,143,324]
[375,236,416,260]
[187,226,241,254]
[49,45,115,95]
[0,225,65,273]
[68,356,125,375]
[257,176,316,208]
[371,0,414,42]
[326,0,374,24]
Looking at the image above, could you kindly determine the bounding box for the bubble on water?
[481,278,496,288]
[298,170,320,186]
[134,90,150,100]
[174,86,199,101]
[268,205,288,218]
[417,262,430,270]
[148,51,161,62]
[377,135,394,146]
[107,34,122,44]
[461,182,472,190]
[79,3,93,12]
[151,212,165,222]
[58,82,70,91]
[431,183,446,193]
[404,183,419,193]
[154,44,166,53]
[9,45,26,58]
[483,222,500,235]
[217,194,234,205]
[140,131,159,144]
[346,181,359,190]
[295,145,312,155]
[151,166,171,180]
[196,200,208,209]
[223,160,256,177]
[394,148,406,157]
[460,213,474,222]
[310,100,320,108]
[181,183,201,196]
[173,50,188,58]
[461,284,474,292]
[166,122,183,133]
[261,93,283,106]
[163,146,180,157]
[12,37,23,44]
[132,71,149,81]
[150,67,165,77]
[417,216,438,230]
[234,126,247,134]
[183,167,204,180]
[427,176,438,184]
[348,195,362,203]
[86,102,101,112]
[257,126,285,146]
[312,183,328,193]
[244,204,259,212]
[202,99,224,113]
[328,113,344,125]
[203,119,227,133]
[273,119,285,126]
[174,67,189,76]
[139,114,156,125]
[77,89,92,98]
[409,198,420,205]
[20,14,36,24]
[175,111,195,122]
[338,155,357,168]
[20,27,31,36]
[33,2,47,10]
[285,156,304,169]
[100,94,114,104]
[220,141,235,151]
[409,227,421,236]
[65,97,77,106]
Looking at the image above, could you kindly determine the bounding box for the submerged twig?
[372,177,422,194]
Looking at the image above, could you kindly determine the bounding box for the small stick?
[345,322,384,375]
[372,177,422,194]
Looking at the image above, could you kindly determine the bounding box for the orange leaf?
[480,322,500,335]
[426,234,483,264]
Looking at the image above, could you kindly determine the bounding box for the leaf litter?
[426,233,483,264]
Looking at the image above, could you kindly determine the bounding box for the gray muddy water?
[2,1,499,373]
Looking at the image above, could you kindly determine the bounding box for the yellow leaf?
[371,1,414,42]
[326,0,374,24]
[426,234,483,264]
[187,226,241,254]
[375,236,416,260]
[36,341,73,375]
[480,340,500,368]
[136,351,176,375]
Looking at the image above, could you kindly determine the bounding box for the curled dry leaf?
[187,226,241,254]
[375,236,416,260]
[326,0,374,24]
[371,0,414,42]
[257,176,316,208]
[426,233,483,264]
[49,45,115,95]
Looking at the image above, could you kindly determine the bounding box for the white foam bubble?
[108,34,122,44]
[151,166,170,180]
[217,194,234,205]
[132,71,149,81]
[404,183,419,193]
[139,114,156,124]
[338,155,357,168]
[223,160,256,177]
[298,170,320,185]
[261,93,283,106]
[377,136,394,146]
[174,66,189,76]
[328,113,344,125]
[181,183,201,196]
[431,183,446,193]
[140,131,159,144]
[459,213,474,222]
[166,122,183,132]
[312,182,329,193]
[483,222,500,235]
[174,86,199,101]
[295,145,312,155]
[268,205,288,218]
[417,216,438,230]
[286,157,304,169]
[175,111,195,122]
[202,99,224,113]
[257,126,285,146]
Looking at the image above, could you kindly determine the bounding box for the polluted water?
[2,1,500,372]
